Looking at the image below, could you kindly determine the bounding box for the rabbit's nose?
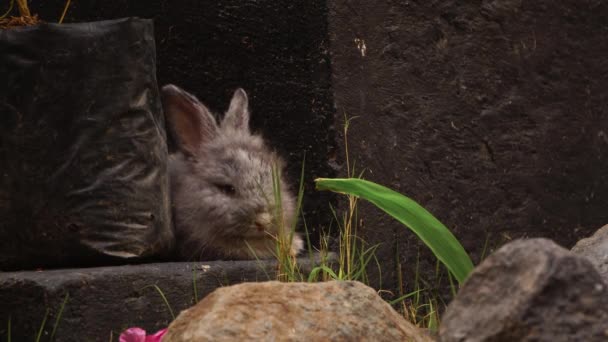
[254,212,272,231]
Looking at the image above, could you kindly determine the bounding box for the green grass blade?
[35,309,49,342]
[307,266,323,282]
[427,300,439,332]
[308,265,339,282]
[192,264,199,303]
[315,177,474,284]
[388,288,424,306]
[1,0,15,19]
[351,243,380,281]
[50,292,70,340]
[141,285,175,320]
[447,267,457,297]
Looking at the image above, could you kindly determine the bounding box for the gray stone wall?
[328,0,608,290]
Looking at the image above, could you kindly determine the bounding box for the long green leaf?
[315,178,473,284]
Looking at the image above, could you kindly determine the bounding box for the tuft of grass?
[306,114,382,284]
[268,111,472,330]
[267,152,336,284]
[267,114,380,284]
[304,222,337,283]
[271,161,301,282]
[311,112,475,329]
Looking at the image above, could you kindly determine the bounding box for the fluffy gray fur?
[161,84,303,260]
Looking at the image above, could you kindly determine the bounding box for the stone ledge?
[0,256,332,341]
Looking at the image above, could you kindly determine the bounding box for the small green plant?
[315,177,474,284]
[304,115,382,284]
[266,114,382,285]
[265,112,473,329]
[311,113,475,329]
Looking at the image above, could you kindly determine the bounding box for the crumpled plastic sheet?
[0,18,173,270]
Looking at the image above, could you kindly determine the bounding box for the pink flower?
[119,327,167,342]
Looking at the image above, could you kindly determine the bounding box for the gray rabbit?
[161,85,303,260]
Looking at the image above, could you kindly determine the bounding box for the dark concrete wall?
[328,0,608,291]
[31,0,337,247]
[22,0,608,296]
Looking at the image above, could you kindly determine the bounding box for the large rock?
[0,258,329,341]
[572,224,608,282]
[439,238,608,341]
[163,280,432,342]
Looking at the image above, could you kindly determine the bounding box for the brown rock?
[572,224,608,282]
[439,238,608,342]
[164,280,432,342]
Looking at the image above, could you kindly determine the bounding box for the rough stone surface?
[572,224,608,282]
[32,0,336,248]
[328,0,608,291]
[0,258,329,341]
[439,238,608,342]
[22,0,608,297]
[163,280,432,342]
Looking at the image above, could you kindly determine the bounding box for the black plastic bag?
[0,18,173,270]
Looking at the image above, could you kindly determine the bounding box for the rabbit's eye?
[215,183,236,195]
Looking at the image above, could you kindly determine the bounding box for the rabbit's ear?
[223,88,250,131]
[161,84,218,156]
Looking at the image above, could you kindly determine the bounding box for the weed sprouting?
[309,112,475,328]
